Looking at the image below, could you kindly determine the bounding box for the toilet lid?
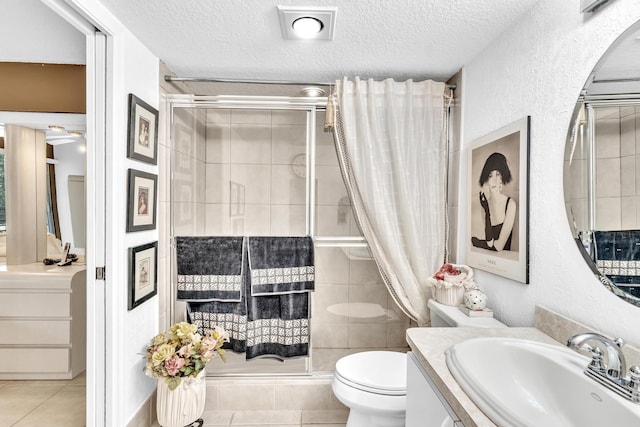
[335,351,406,395]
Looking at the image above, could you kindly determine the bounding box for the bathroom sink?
[446,337,640,427]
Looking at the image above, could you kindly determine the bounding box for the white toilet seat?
[334,351,407,396]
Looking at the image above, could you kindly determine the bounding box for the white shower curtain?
[331,77,449,325]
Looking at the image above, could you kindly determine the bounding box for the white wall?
[0,0,85,64]
[460,0,640,346]
[119,32,160,425]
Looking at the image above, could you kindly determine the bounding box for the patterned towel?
[184,236,315,360]
[593,230,640,285]
[176,236,244,302]
[247,236,315,296]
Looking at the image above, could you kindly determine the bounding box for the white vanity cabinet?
[0,263,86,379]
[407,351,464,427]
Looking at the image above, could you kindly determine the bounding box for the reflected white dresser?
[0,262,86,379]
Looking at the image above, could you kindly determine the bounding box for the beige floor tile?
[231,425,298,427]
[70,371,87,385]
[218,383,275,410]
[303,424,346,427]
[0,385,64,426]
[231,410,301,425]
[201,409,234,425]
[13,386,85,427]
[274,383,332,410]
[301,409,349,424]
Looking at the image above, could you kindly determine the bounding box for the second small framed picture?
[127,94,158,165]
[127,169,157,232]
[128,241,158,310]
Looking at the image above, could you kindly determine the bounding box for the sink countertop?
[406,327,562,427]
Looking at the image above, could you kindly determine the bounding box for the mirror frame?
[563,20,640,308]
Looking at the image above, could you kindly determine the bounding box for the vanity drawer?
[0,348,69,373]
[0,292,70,317]
[0,319,70,345]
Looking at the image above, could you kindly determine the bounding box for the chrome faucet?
[567,332,626,378]
[567,332,640,404]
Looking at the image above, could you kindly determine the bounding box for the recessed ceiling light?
[48,125,65,131]
[292,17,323,39]
[300,87,326,97]
[277,6,337,41]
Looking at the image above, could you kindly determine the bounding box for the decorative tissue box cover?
[429,264,476,306]
[433,286,465,306]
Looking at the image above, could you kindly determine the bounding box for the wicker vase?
[156,370,206,427]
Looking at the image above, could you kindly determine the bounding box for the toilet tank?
[428,299,507,328]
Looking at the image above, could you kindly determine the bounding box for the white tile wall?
[205,123,230,164]
[230,125,272,164]
[272,124,306,164]
[594,106,640,230]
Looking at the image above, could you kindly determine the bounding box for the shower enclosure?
[168,95,412,376]
[566,99,640,298]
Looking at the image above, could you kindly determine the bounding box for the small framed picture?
[128,241,157,310]
[467,116,530,284]
[127,169,157,232]
[127,94,158,165]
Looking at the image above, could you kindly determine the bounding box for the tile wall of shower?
[170,106,411,374]
[566,106,640,233]
[593,106,640,230]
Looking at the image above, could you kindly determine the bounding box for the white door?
[40,2,109,425]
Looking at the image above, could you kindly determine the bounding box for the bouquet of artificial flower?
[144,321,229,390]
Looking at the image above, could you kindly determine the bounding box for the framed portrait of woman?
[127,93,158,165]
[128,241,157,310]
[467,116,530,284]
[127,169,157,232]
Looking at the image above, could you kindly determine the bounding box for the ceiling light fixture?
[292,17,323,39]
[48,125,65,131]
[277,6,337,41]
[68,130,84,136]
[300,87,326,97]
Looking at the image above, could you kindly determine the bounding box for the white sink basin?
[446,337,640,427]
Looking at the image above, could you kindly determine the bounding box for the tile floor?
[0,373,347,427]
[152,409,348,427]
[0,373,86,427]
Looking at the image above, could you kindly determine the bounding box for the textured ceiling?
[3,0,639,96]
[98,0,541,84]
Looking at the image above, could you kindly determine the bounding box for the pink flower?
[201,350,214,362]
[201,336,216,352]
[177,344,192,357]
[164,355,185,376]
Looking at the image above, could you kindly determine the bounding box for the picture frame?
[128,241,158,310]
[127,169,157,232]
[127,93,158,165]
[467,116,530,284]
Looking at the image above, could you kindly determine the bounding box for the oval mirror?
[564,19,640,307]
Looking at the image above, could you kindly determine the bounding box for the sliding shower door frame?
[166,94,326,376]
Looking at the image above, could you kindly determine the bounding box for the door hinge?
[96,267,106,280]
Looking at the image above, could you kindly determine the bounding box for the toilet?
[331,298,506,427]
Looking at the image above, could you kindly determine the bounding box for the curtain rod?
[165,76,457,90]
